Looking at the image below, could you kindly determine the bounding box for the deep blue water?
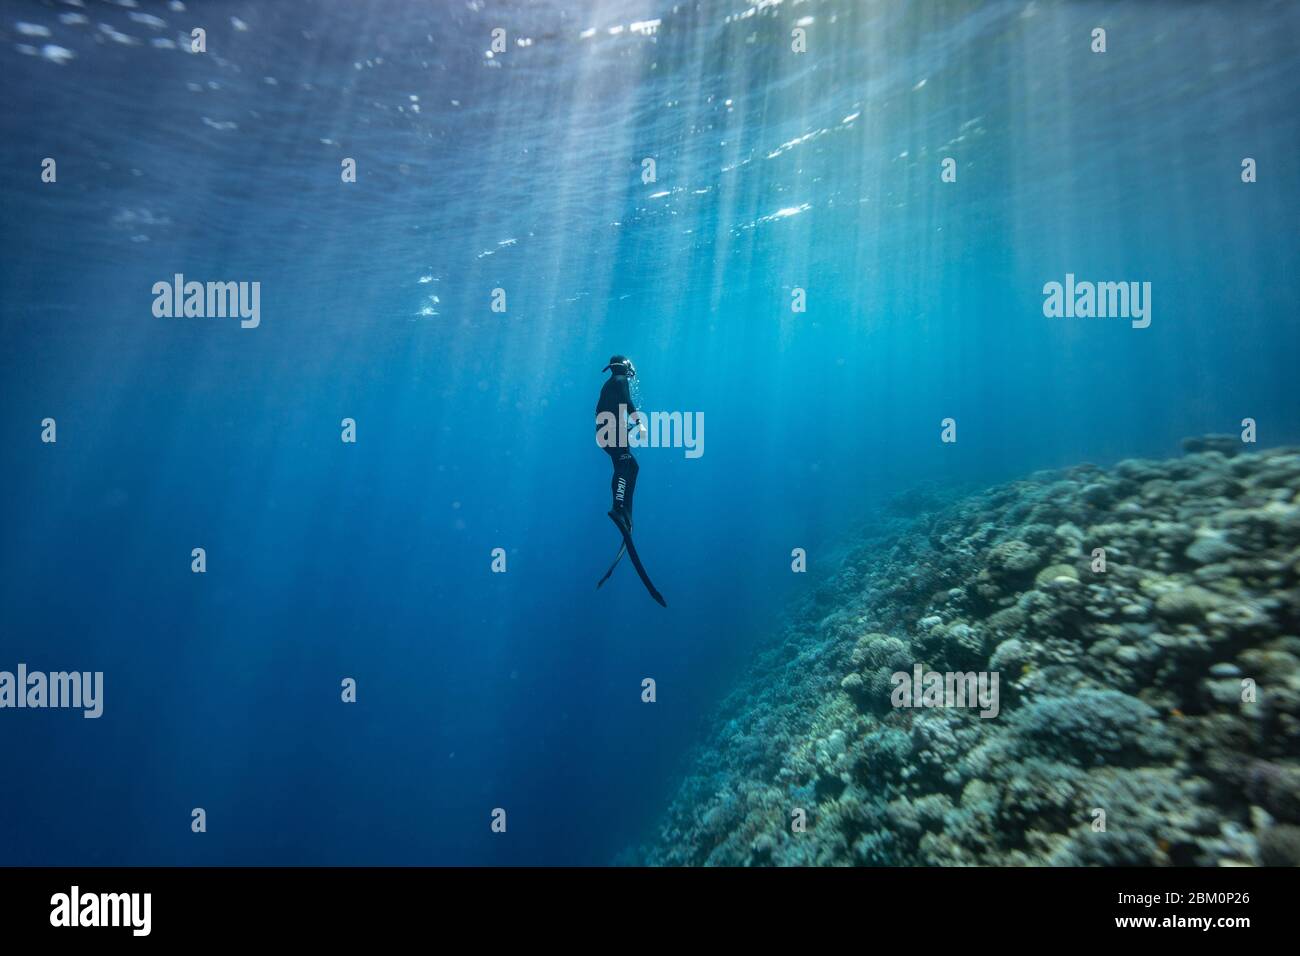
[1,0,1297,865]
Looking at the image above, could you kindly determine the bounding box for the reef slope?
[644,445,1300,866]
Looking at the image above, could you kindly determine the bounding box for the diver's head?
[603,354,636,378]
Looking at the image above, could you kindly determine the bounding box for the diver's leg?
[606,448,626,530]
[607,447,622,511]
[621,452,639,523]
[607,448,637,532]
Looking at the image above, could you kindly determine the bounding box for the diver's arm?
[621,379,647,434]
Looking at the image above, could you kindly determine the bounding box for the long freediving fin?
[596,541,626,589]
[607,513,667,607]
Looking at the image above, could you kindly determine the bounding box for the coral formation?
[642,444,1300,866]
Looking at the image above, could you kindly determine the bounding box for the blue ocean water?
[1,0,1297,865]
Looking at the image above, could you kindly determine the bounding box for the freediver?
[597,355,642,534]
[595,355,667,606]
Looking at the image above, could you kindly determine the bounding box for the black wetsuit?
[596,373,639,528]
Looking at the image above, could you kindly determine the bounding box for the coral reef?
[642,444,1300,866]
